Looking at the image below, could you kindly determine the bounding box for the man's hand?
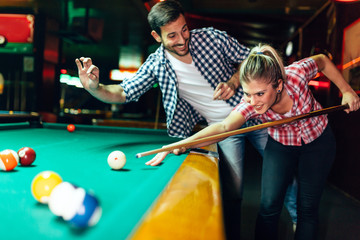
[213,82,236,100]
[213,70,240,100]
[75,57,100,91]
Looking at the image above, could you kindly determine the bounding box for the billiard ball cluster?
[31,171,102,228]
[0,147,36,171]
[49,182,102,228]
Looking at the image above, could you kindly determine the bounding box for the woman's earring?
[277,90,281,93]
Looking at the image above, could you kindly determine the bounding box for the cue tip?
[136,154,141,158]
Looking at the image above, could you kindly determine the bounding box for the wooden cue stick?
[136,104,349,158]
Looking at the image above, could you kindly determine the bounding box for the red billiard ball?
[18,147,36,166]
[67,124,75,132]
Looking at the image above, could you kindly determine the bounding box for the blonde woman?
[147,44,360,240]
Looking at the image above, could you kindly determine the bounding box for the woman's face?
[242,79,280,114]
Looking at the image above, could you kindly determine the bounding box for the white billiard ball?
[48,181,76,217]
[107,151,126,170]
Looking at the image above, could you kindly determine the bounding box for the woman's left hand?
[145,151,170,166]
[145,147,187,166]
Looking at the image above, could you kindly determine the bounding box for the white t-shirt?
[165,50,233,125]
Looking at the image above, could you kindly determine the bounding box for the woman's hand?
[342,91,360,113]
[145,151,170,166]
[145,147,187,166]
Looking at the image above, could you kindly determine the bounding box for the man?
[75,1,294,238]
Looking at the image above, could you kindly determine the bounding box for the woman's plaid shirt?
[234,58,328,146]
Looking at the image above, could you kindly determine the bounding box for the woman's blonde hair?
[239,44,286,89]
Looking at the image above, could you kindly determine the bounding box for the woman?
[146,44,359,239]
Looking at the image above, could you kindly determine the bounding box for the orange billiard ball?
[0,149,19,171]
[18,147,36,166]
[31,171,63,204]
[67,124,75,132]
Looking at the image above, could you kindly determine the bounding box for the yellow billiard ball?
[31,171,62,204]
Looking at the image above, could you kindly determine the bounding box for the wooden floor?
[238,144,360,240]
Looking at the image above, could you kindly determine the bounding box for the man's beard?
[164,36,190,57]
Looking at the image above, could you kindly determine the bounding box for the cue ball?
[18,147,36,166]
[67,124,75,132]
[0,149,19,171]
[31,171,63,204]
[107,151,126,170]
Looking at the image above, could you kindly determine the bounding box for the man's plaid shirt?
[121,27,261,138]
[234,58,328,146]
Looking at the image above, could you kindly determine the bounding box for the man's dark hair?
[147,0,185,36]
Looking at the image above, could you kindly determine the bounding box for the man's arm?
[89,84,127,104]
[75,57,126,104]
[211,29,249,101]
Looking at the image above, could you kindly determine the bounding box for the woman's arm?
[146,111,247,166]
[311,54,360,113]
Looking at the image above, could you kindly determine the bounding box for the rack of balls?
[31,171,102,228]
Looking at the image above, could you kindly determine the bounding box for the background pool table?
[0,119,224,240]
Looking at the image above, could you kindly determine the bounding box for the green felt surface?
[0,123,186,240]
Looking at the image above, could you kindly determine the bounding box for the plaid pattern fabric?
[121,27,261,138]
[234,58,328,146]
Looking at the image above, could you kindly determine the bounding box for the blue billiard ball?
[68,189,102,228]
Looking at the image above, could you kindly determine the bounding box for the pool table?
[0,115,225,240]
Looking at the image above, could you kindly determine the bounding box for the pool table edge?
[127,144,225,240]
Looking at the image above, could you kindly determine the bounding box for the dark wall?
[329,110,360,201]
[327,1,360,201]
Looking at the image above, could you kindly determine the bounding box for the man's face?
[152,14,190,57]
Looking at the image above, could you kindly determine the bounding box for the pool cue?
[136,104,349,158]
